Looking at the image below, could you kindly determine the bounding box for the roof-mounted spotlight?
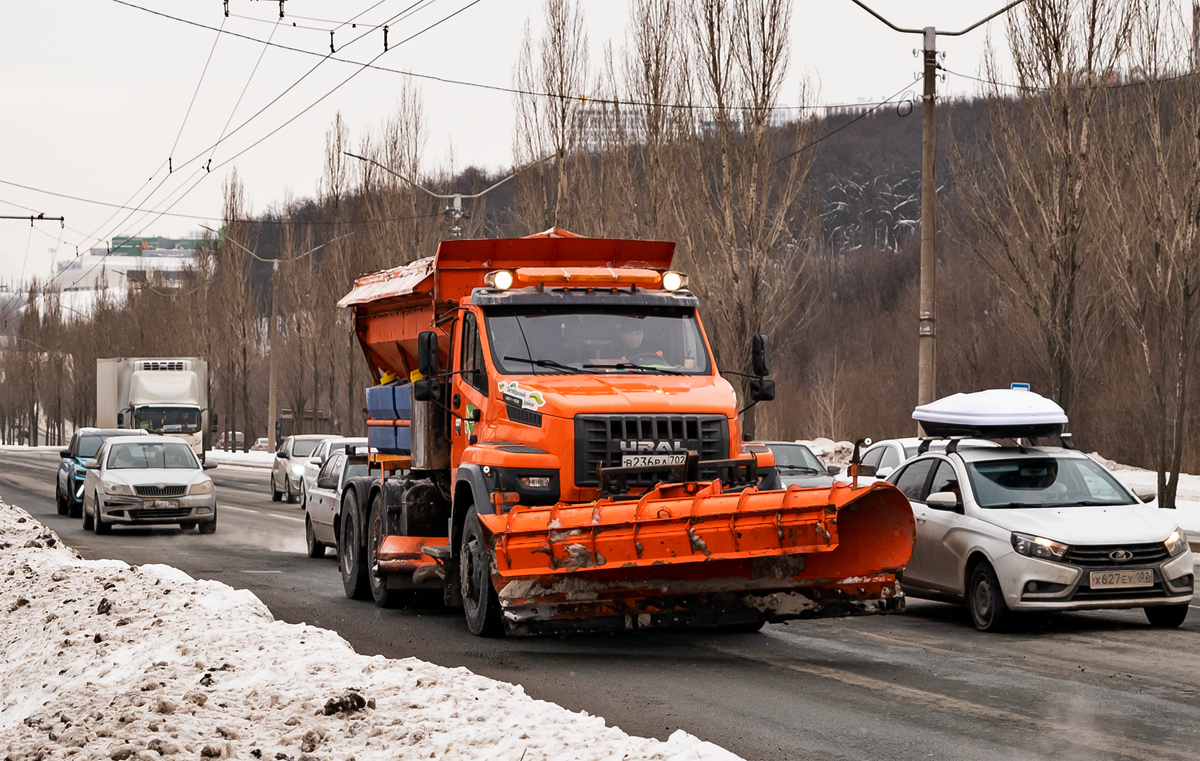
[662,271,687,291]
[485,270,514,290]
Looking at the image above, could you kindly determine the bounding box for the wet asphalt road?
[2,449,1198,761]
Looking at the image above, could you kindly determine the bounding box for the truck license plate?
[1089,569,1153,589]
[621,454,686,468]
[153,499,179,509]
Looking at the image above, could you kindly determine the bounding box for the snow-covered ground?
[0,499,740,761]
[203,449,276,469]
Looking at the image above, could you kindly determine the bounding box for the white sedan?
[889,443,1193,630]
[300,437,367,510]
[82,435,218,534]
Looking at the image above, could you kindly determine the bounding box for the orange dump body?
[342,229,914,635]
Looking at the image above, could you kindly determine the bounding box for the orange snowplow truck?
[337,228,914,636]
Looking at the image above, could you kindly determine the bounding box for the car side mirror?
[751,333,771,377]
[418,331,439,377]
[876,466,895,479]
[1132,484,1156,502]
[276,451,288,459]
[926,491,961,511]
[84,459,99,470]
[59,449,71,459]
[203,461,218,470]
[826,465,840,476]
[309,456,323,465]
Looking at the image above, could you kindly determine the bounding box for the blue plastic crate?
[368,424,411,455]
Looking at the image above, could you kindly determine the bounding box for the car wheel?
[1145,604,1189,628]
[56,486,68,516]
[68,492,82,519]
[339,494,370,600]
[368,492,399,607]
[285,477,297,504]
[93,499,111,535]
[82,495,94,531]
[199,512,217,535]
[306,515,326,559]
[299,481,307,511]
[271,473,282,502]
[460,506,503,637]
[967,562,1009,632]
[179,522,196,531]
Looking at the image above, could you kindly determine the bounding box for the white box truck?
[96,358,210,458]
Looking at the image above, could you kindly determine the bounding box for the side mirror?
[276,451,288,459]
[826,465,840,477]
[59,449,71,459]
[751,333,771,377]
[116,412,124,426]
[413,379,432,402]
[926,491,961,511]
[203,462,218,470]
[1132,484,1156,502]
[876,466,895,479]
[749,378,776,402]
[84,459,99,470]
[417,331,439,377]
[309,456,323,465]
[470,408,482,423]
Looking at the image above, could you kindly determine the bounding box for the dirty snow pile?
[0,500,740,761]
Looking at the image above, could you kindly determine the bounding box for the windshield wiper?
[989,501,1049,509]
[502,355,583,374]
[582,362,684,376]
[777,466,820,474]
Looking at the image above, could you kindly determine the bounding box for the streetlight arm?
[846,0,1026,36]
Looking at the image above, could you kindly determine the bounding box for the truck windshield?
[486,306,711,376]
[132,407,201,434]
[966,456,1135,508]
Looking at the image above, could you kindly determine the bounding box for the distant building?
[53,233,205,292]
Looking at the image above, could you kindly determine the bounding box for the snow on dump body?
[0,500,741,761]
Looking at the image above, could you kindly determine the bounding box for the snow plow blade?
[477,480,915,636]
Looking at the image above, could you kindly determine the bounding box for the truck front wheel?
[340,493,370,600]
[460,507,503,637]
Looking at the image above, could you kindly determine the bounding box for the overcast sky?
[0,1,1049,287]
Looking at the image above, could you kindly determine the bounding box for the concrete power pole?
[267,260,279,452]
[848,0,1026,432]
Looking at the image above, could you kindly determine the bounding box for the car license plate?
[1089,569,1154,589]
[621,454,687,468]
[152,499,179,509]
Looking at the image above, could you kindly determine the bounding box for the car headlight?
[1011,532,1069,561]
[190,480,214,496]
[72,464,86,477]
[1165,529,1189,557]
[290,463,304,475]
[103,481,134,496]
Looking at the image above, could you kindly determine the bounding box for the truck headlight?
[1165,529,1189,557]
[190,480,214,496]
[104,482,134,496]
[1011,532,1068,561]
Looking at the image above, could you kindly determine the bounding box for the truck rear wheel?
[460,506,503,637]
[368,493,399,608]
[340,493,370,600]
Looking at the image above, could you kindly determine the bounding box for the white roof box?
[913,388,1067,439]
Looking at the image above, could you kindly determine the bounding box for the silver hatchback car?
[82,435,218,534]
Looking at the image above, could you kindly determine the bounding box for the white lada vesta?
[890,388,1194,631]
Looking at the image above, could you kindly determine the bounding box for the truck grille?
[1061,542,1169,567]
[134,485,188,497]
[574,414,728,487]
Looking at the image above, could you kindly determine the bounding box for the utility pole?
[848,0,1025,431]
[267,260,280,451]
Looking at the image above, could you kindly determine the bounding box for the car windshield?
[106,442,199,470]
[78,434,115,458]
[966,456,1134,508]
[292,440,322,458]
[769,444,823,472]
[132,407,201,434]
[486,306,711,375]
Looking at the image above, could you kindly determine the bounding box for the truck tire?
[460,506,503,637]
[305,514,326,558]
[1145,604,1188,628]
[368,492,399,608]
[340,493,370,600]
[967,561,1009,632]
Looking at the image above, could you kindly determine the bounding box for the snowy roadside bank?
[203,450,275,469]
[0,500,740,761]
